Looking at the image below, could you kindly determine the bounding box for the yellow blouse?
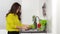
[6,13,22,31]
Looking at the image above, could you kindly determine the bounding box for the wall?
[46,0,52,33]
[21,0,43,25]
[57,0,60,34]
[21,0,51,27]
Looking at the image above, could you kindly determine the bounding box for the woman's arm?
[6,14,30,30]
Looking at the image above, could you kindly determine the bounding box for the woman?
[6,2,29,34]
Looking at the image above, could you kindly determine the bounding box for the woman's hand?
[16,25,30,31]
[22,25,29,30]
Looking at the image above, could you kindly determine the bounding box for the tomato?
[37,23,41,28]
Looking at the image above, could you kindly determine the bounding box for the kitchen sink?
[20,29,47,33]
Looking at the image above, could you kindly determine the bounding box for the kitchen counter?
[20,29,47,33]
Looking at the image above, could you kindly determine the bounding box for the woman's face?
[16,6,21,13]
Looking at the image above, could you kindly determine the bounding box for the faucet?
[32,16,40,29]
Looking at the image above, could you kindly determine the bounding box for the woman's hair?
[6,2,21,20]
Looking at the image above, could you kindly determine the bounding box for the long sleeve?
[6,13,23,31]
[6,14,17,29]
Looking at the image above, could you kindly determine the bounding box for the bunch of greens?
[38,19,47,31]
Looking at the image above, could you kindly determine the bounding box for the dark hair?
[6,2,21,20]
